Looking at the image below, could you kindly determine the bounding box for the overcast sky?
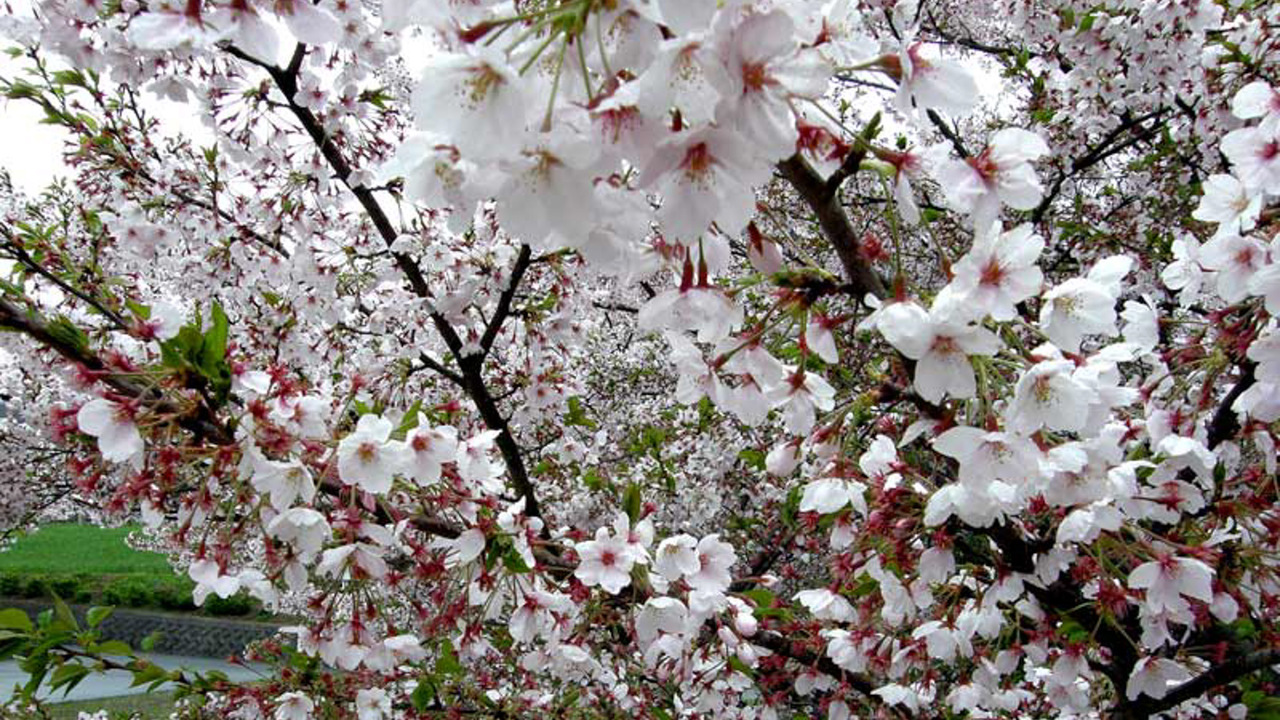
[0,52,69,193]
[0,10,1006,196]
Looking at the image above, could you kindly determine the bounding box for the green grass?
[45,691,176,719]
[0,524,171,576]
[0,524,261,617]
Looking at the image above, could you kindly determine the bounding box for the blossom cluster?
[0,0,1278,719]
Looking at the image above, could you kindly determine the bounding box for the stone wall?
[2,598,280,658]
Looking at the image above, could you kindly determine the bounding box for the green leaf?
[125,300,150,320]
[737,448,765,471]
[0,608,32,633]
[140,630,163,652]
[195,303,232,405]
[565,396,597,429]
[50,663,90,696]
[582,468,607,492]
[394,400,424,437]
[202,303,229,365]
[1232,618,1259,641]
[129,661,169,687]
[1057,618,1090,644]
[435,642,462,677]
[85,606,114,630]
[502,548,531,575]
[411,678,436,711]
[726,655,755,678]
[22,664,48,698]
[740,589,775,608]
[92,640,133,657]
[1245,694,1280,720]
[622,482,642,524]
[45,315,89,356]
[52,594,78,632]
[781,486,803,529]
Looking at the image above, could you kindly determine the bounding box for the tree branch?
[479,244,532,356]
[926,109,969,158]
[0,297,232,445]
[1,227,130,331]
[777,154,887,301]
[224,41,548,524]
[1119,649,1280,719]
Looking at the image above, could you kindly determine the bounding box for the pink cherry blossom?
[574,525,636,595]
[936,129,1049,229]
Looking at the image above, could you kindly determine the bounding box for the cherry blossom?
[936,129,1050,229]
[683,534,736,593]
[76,399,143,467]
[710,10,829,161]
[336,414,406,495]
[1007,359,1098,433]
[877,301,1001,403]
[1039,256,1132,352]
[639,127,770,242]
[574,525,636,595]
[1193,173,1262,237]
[1127,657,1194,701]
[399,418,458,486]
[947,223,1044,321]
[273,692,315,720]
[2,1,1279,717]
[410,47,527,159]
[1129,555,1215,615]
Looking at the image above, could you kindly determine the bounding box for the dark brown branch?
[824,113,881,197]
[1032,109,1169,223]
[751,631,877,699]
[224,41,548,524]
[1,228,130,330]
[413,352,465,386]
[926,109,969,158]
[0,297,232,445]
[1206,362,1254,450]
[1117,649,1280,720]
[479,244,532,356]
[777,154,887,301]
[458,354,544,526]
[223,43,438,302]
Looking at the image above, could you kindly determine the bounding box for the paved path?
[0,654,268,703]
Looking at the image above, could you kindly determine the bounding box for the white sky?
[0,52,70,193]
[0,9,1007,196]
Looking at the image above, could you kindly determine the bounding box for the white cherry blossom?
[575,526,636,595]
[77,398,144,467]
[947,223,1044,321]
[337,414,407,495]
[877,301,1001,404]
[410,47,527,160]
[936,129,1049,229]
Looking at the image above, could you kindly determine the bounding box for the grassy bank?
[0,524,171,575]
[45,692,176,719]
[0,524,256,617]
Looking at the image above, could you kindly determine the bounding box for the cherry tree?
[1,0,1279,718]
